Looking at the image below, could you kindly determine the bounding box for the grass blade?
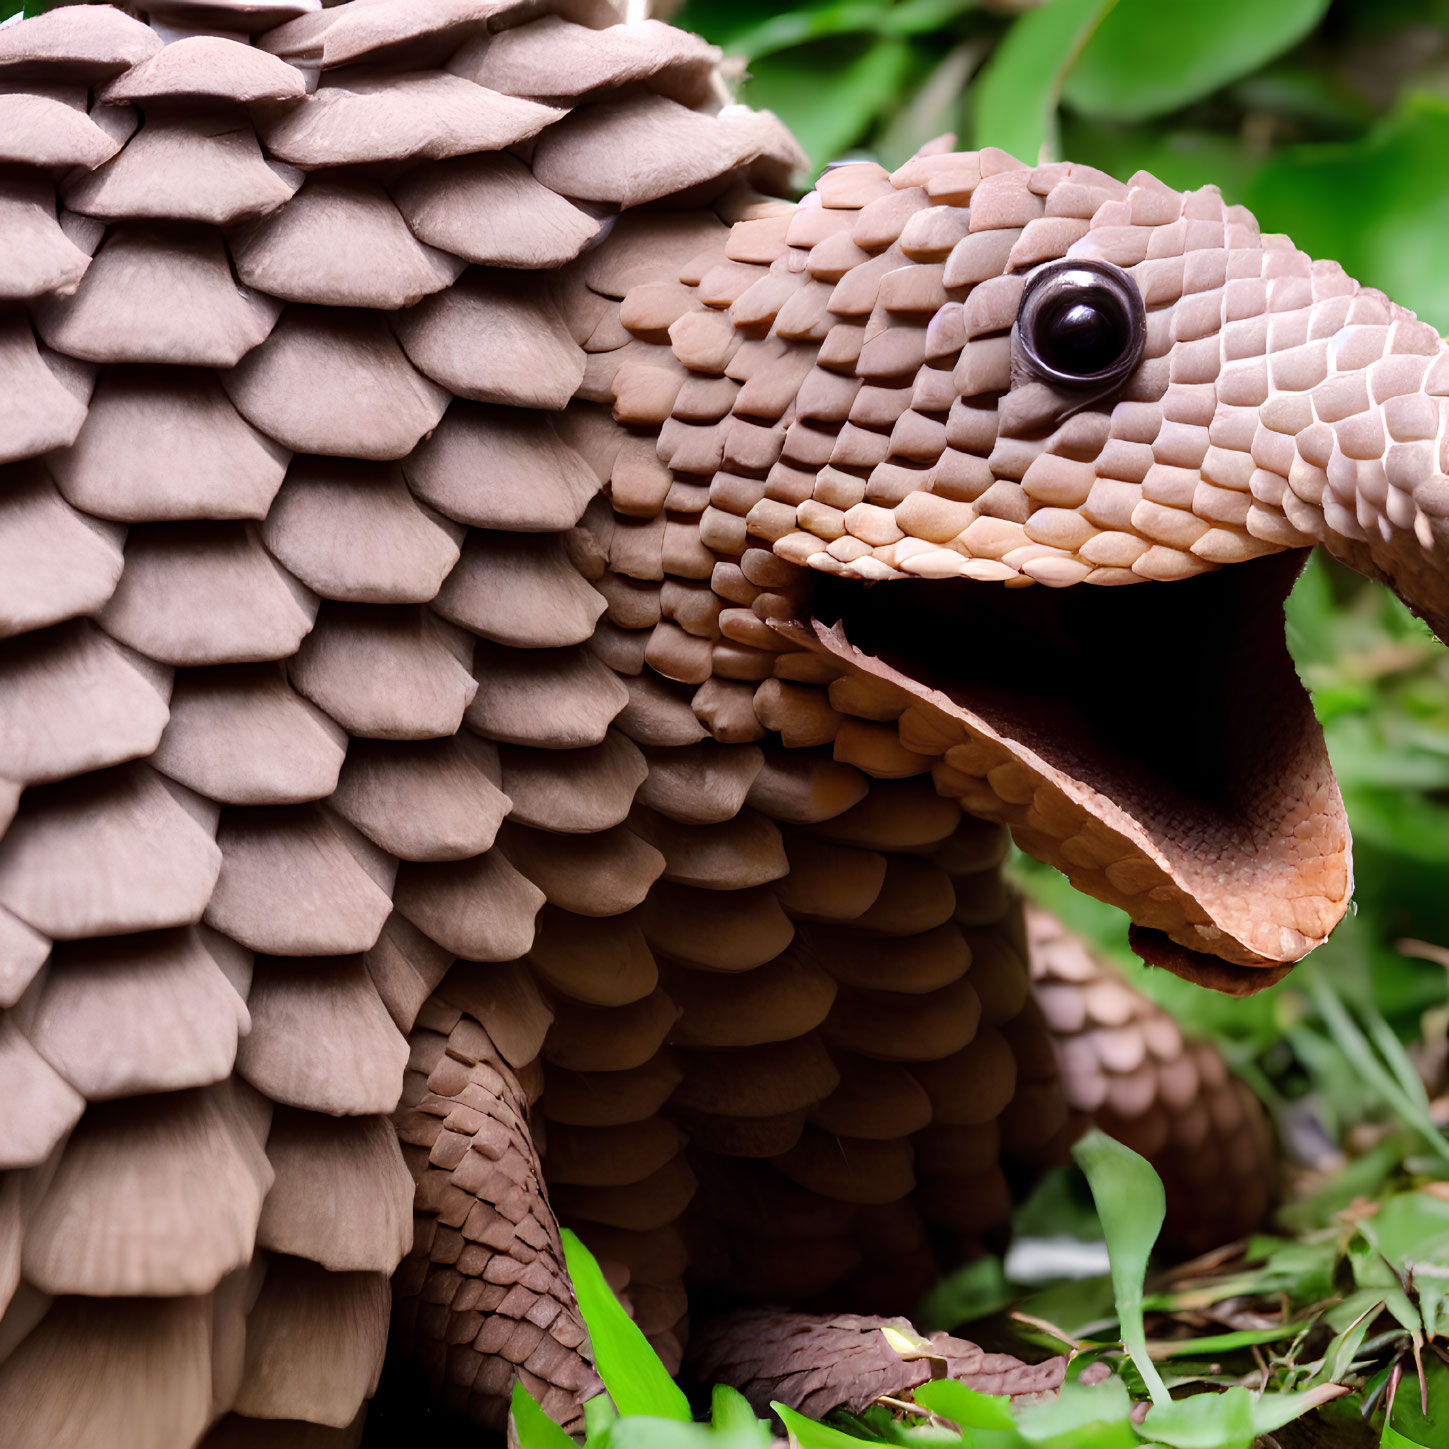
[511,1381,579,1449]
[1304,975,1449,1165]
[561,1228,693,1422]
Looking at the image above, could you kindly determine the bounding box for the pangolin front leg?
[390,976,599,1433]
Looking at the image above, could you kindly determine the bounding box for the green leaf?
[774,1403,890,1449]
[737,34,915,172]
[1060,0,1332,122]
[1385,1355,1449,1449]
[587,1393,621,1442]
[561,1229,692,1423]
[1346,1233,1422,1348]
[1012,1379,1137,1448]
[972,0,1117,164]
[1248,1384,1351,1436]
[511,1381,579,1449]
[1362,1188,1449,1271]
[1139,1386,1254,1449]
[1305,1296,1380,1388]
[913,1378,1015,1431]
[608,1421,719,1449]
[1146,1322,1313,1359]
[854,1404,955,1447]
[710,1386,772,1447]
[699,0,976,60]
[1071,1129,1169,1408]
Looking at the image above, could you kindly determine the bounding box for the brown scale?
[4,1,1441,1443]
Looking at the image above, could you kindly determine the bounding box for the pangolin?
[0,0,1442,1443]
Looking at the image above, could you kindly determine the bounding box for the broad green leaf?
[1061,0,1332,122]
[1384,1356,1449,1449]
[561,1230,692,1422]
[510,1381,578,1449]
[913,1378,1015,1431]
[1346,1234,1422,1348]
[1361,1189,1449,1270]
[972,0,1117,164]
[1383,1430,1427,1449]
[1071,1129,1169,1407]
[1139,1385,1254,1449]
[1365,1190,1449,1340]
[1012,1379,1136,1448]
[1322,1287,1388,1337]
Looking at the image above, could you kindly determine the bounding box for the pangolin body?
[0,1,1445,1444]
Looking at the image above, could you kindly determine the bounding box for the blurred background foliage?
[676,0,1449,1165]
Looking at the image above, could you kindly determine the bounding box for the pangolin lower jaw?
[779,550,1352,990]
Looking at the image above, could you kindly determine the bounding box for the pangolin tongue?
[784,549,1351,991]
[1128,927,1296,996]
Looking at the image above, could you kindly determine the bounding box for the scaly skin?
[0,4,1445,1445]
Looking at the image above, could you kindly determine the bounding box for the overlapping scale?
[0,2,1278,1441]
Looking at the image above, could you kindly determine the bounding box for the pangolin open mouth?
[794,550,1352,994]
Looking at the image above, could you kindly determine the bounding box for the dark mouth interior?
[809,550,1314,833]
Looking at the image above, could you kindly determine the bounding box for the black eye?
[1016,258,1145,390]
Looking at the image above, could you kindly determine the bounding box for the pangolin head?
[709,148,1449,994]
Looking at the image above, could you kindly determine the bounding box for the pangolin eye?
[1016,258,1145,389]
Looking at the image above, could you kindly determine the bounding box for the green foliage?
[1246,94,1449,332]
[972,0,1116,163]
[0,0,60,18]
[514,1379,580,1449]
[1383,1355,1449,1449]
[1060,0,1334,122]
[516,1158,1332,1449]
